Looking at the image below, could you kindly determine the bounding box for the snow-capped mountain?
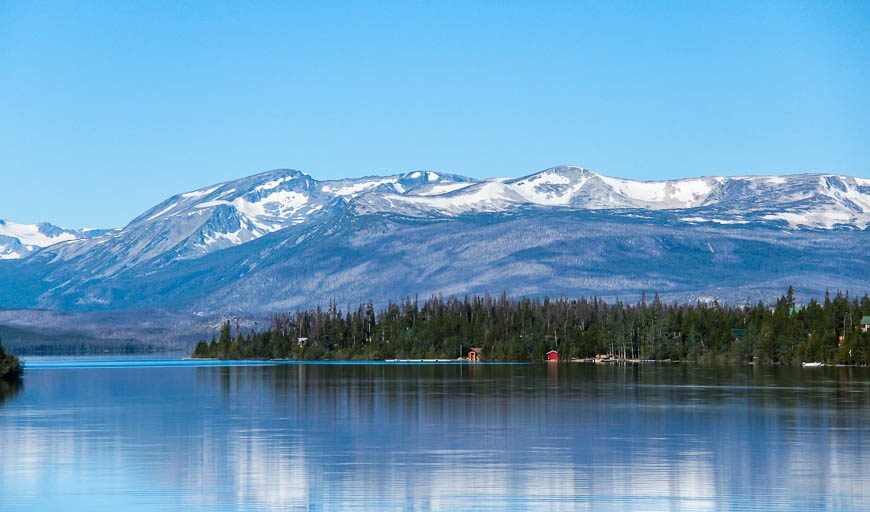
[356,166,870,228]
[0,219,99,259]
[126,168,474,252]
[37,169,475,274]
[9,166,868,266]
[35,166,870,270]
[0,165,867,314]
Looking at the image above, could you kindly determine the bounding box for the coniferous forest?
[192,287,870,365]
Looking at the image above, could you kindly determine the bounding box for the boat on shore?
[802,362,824,367]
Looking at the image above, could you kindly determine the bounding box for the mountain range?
[0,166,868,340]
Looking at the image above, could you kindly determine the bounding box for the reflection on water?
[1,360,869,511]
[0,379,20,405]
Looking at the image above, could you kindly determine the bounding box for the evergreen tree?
[0,336,23,382]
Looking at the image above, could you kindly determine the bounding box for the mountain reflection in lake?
[0,359,868,511]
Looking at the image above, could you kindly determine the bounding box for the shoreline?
[15,352,869,368]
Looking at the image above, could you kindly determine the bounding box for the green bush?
[0,338,23,382]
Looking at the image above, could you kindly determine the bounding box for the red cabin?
[546,350,559,362]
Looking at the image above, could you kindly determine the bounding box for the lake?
[1,358,869,511]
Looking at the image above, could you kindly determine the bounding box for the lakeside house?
[546,350,559,362]
[861,316,870,333]
[467,347,483,362]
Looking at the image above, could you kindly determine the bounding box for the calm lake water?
[1,358,869,511]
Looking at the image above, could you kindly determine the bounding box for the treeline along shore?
[193,288,870,364]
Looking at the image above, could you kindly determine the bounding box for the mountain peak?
[0,219,88,259]
[402,170,440,181]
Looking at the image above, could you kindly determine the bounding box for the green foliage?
[190,289,870,365]
[0,336,23,382]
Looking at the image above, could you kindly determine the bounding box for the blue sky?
[1,1,868,228]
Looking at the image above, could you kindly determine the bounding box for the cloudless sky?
[1,1,868,227]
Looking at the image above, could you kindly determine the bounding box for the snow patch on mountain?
[414,182,475,196]
[680,216,751,225]
[196,189,310,229]
[322,178,398,197]
[375,181,518,215]
[0,219,89,259]
[181,185,221,199]
[597,175,716,207]
[508,168,595,206]
[0,220,80,247]
[762,209,863,229]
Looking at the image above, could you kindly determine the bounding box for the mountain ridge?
[1,165,867,314]
[7,166,869,253]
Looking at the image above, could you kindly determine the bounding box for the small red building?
[546,350,559,362]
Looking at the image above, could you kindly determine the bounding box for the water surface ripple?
[0,358,868,511]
